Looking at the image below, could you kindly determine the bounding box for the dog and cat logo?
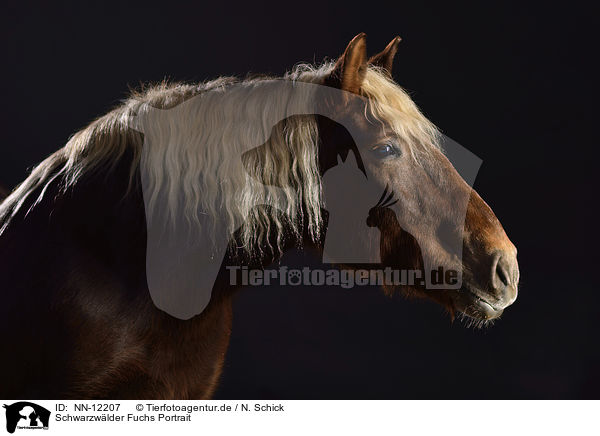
[2,402,50,433]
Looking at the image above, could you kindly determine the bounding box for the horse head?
[318,33,519,323]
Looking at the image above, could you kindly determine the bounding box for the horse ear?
[368,36,402,77]
[328,33,368,94]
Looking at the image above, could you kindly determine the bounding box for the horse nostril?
[496,260,509,287]
[492,253,517,290]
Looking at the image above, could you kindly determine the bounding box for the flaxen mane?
[0,63,440,256]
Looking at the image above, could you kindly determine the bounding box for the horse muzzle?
[457,249,519,321]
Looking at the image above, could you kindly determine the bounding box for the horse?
[0,33,519,399]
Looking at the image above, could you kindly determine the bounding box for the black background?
[1,1,597,398]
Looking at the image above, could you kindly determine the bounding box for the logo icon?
[3,402,50,433]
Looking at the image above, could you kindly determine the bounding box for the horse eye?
[371,143,397,158]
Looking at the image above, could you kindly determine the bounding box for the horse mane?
[0,63,440,257]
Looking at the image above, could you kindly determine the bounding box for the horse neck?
[221,207,323,270]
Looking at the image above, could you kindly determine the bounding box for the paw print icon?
[287,269,302,286]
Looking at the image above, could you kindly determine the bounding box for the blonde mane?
[0,63,440,256]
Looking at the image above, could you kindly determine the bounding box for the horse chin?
[452,287,505,325]
[382,282,504,327]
